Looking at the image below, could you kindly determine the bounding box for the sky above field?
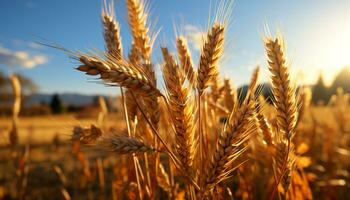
[0,0,350,95]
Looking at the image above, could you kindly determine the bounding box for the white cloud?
[183,24,204,51]
[13,39,44,50]
[0,46,48,69]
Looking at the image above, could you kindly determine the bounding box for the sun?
[327,29,350,71]
[308,10,350,85]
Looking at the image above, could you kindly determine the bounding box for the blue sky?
[0,0,350,95]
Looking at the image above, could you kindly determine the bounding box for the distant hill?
[26,93,104,106]
[237,83,273,103]
[23,67,350,107]
[331,66,350,94]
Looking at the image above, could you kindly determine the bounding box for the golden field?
[0,114,125,145]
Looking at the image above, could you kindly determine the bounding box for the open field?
[0,105,349,199]
[0,106,340,145]
[0,114,125,145]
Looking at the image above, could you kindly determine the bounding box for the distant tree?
[50,94,65,114]
[0,70,38,102]
[330,66,350,94]
[92,95,100,106]
[312,73,329,105]
[237,83,273,104]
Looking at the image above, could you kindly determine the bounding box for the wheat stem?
[130,91,200,190]
[120,87,143,199]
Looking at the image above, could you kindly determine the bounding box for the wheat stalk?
[273,133,296,191]
[9,74,21,147]
[265,36,298,199]
[59,0,320,198]
[125,89,138,121]
[157,163,171,193]
[197,23,225,95]
[97,96,108,126]
[204,99,256,192]
[204,69,259,192]
[126,0,159,134]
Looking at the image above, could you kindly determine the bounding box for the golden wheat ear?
[197,23,225,95]
[161,47,195,171]
[102,133,156,154]
[126,0,159,132]
[72,124,103,144]
[248,66,260,97]
[265,35,298,198]
[203,64,260,192]
[77,124,156,154]
[204,94,256,192]
[256,112,274,146]
[76,54,161,97]
[176,36,196,86]
[126,0,152,61]
[265,37,297,139]
[222,78,237,111]
[102,0,123,60]
[296,87,312,125]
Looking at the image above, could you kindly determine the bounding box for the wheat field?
[1,0,350,199]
